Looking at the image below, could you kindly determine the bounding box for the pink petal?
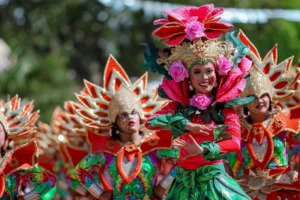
[160,78,183,103]
[205,21,234,30]
[160,78,189,106]
[204,8,223,22]
[153,18,169,25]
[165,35,186,46]
[205,30,224,39]
[238,57,252,73]
[217,79,246,102]
[217,68,243,98]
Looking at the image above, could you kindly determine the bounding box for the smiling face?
[247,94,271,115]
[116,110,140,135]
[189,62,217,95]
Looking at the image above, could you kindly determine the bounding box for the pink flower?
[169,61,189,82]
[189,94,212,110]
[153,4,233,46]
[185,21,206,41]
[216,55,232,76]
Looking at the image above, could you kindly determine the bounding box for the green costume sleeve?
[148,112,190,138]
[199,142,227,161]
[157,148,180,160]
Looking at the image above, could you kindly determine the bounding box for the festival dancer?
[228,31,300,200]
[0,95,56,200]
[51,104,90,198]
[74,55,179,200]
[142,4,253,200]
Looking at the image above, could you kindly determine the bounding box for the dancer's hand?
[185,122,213,135]
[153,185,167,200]
[99,191,113,200]
[173,135,203,160]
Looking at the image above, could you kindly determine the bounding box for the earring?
[213,82,218,89]
[188,81,193,91]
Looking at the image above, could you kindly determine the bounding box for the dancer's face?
[116,110,140,135]
[0,123,6,148]
[247,94,271,115]
[189,63,217,95]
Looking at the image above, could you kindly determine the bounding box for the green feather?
[139,42,172,79]
[224,95,255,108]
[225,31,250,68]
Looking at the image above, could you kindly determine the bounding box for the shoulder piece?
[240,119,252,141]
[140,130,173,155]
[64,144,89,167]
[2,140,38,177]
[268,106,300,135]
[87,129,122,155]
[59,143,71,164]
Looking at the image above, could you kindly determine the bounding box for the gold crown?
[74,55,165,129]
[238,31,298,102]
[157,38,234,71]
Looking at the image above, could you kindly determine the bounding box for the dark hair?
[110,124,144,141]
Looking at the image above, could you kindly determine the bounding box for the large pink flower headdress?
[153,4,233,46]
[141,4,253,109]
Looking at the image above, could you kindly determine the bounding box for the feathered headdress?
[74,55,165,129]
[0,95,39,139]
[238,31,299,102]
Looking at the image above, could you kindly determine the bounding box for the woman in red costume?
[228,31,300,200]
[0,95,56,200]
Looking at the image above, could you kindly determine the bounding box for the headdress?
[51,106,86,147]
[277,63,300,108]
[74,55,165,129]
[153,4,233,46]
[51,101,87,137]
[142,4,252,107]
[36,122,57,155]
[238,31,299,102]
[0,95,39,139]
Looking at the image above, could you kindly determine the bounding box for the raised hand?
[173,135,203,160]
[185,122,214,136]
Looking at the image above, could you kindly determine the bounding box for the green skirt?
[166,164,251,200]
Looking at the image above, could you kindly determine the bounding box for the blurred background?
[0,0,300,121]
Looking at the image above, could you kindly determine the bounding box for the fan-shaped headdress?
[74,55,165,129]
[277,64,300,108]
[238,31,299,102]
[0,95,39,139]
[51,101,87,137]
[36,122,57,155]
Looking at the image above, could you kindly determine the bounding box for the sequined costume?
[228,31,300,200]
[0,96,56,200]
[74,56,179,199]
[142,4,252,200]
